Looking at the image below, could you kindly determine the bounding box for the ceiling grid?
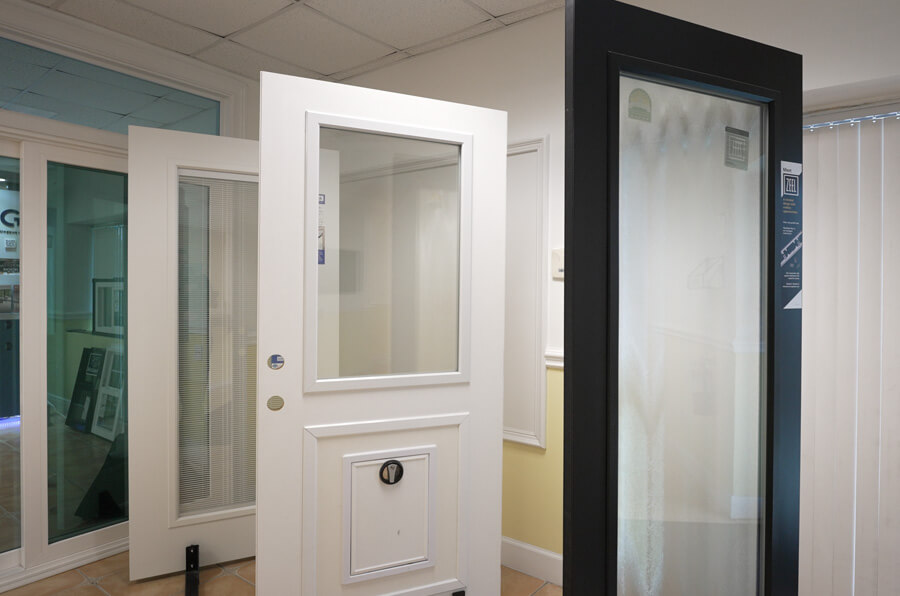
[31,0,564,81]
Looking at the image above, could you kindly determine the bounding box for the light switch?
[551,248,564,281]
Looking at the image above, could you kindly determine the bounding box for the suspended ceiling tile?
[330,51,410,81]
[125,0,292,36]
[232,4,394,75]
[57,0,221,55]
[26,0,64,7]
[13,92,123,128]
[468,0,549,17]
[128,98,202,122]
[194,40,321,80]
[162,90,219,110]
[498,0,564,24]
[406,20,504,56]
[29,70,154,113]
[305,0,491,49]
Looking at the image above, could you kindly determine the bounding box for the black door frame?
[564,1,802,594]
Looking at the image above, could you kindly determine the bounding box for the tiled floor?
[501,566,562,596]
[3,554,559,595]
[4,552,255,596]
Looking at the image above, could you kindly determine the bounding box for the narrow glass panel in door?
[46,162,127,542]
[617,75,765,594]
[316,128,461,380]
[0,156,20,554]
[177,173,257,518]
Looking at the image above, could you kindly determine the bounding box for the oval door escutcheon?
[379,460,404,485]
[266,396,285,411]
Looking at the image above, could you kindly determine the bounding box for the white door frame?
[257,73,507,595]
[0,113,130,593]
[128,127,259,580]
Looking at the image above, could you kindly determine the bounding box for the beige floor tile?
[99,569,184,596]
[501,566,545,596]
[535,583,563,596]
[79,551,129,579]
[3,570,85,596]
[57,586,107,595]
[200,574,254,595]
[220,556,254,572]
[200,565,224,582]
[235,560,255,584]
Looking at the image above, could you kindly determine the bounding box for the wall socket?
[551,248,564,281]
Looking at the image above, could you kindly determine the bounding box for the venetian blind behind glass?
[178,174,257,517]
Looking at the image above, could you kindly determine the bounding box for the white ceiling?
[29,0,563,81]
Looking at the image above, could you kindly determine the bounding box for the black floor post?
[185,544,199,596]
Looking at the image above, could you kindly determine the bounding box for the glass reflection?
[47,162,127,542]
[317,127,461,380]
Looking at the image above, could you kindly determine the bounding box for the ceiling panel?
[330,51,410,81]
[0,88,23,103]
[468,0,549,17]
[125,0,292,36]
[305,0,490,49]
[498,0,564,24]
[406,20,503,56]
[232,4,395,75]
[194,40,321,80]
[57,0,220,55]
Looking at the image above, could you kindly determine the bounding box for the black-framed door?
[564,2,802,595]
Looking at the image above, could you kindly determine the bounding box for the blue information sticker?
[267,354,285,370]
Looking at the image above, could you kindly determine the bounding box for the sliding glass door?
[0,154,21,562]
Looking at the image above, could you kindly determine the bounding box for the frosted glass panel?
[317,127,460,380]
[177,174,257,517]
[618,75,765,595]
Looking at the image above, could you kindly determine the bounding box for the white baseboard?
[501,536,562,586]
[0,537,128,593]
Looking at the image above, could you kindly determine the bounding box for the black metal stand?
[185,544,199,596]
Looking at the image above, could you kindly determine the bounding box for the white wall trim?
[0,0,254,138]
[501,536,562,586]
[0,537,128,593]
[0,110,126,156]
[544,349,564,370]
[503,138,549,448]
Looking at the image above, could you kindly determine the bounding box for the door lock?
[379,460,404,485]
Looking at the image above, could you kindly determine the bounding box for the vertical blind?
[801,117,900,595]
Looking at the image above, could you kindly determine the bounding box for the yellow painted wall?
[502,367,563,554]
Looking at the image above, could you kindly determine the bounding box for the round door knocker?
[379,460,404,485]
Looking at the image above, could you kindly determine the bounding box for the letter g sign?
[0,209,19,229]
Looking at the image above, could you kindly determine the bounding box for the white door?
[257,74,507,595]
[128,127,259,579]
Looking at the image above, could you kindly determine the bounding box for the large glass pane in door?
[316,128,461,380]
[47,162,127,542]
[177,173,257,518]
[617,75,765,594]
[0,156,20,554]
